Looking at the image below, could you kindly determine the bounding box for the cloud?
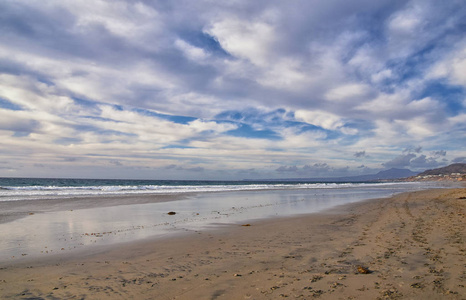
[383,154,417,169]
[205,16,276,67]
[325,83,371,102]
[382,148,448,170]
[274,163,352,178]
[186,166,205,172]
[452,157,466,163]
[302,163,331,174]
[0,0,465,179]
[403,146,423,154]
[276,165,299,173]
[354,151,367,158]
[63,157,79,162]
[174,39,210,61]
[0,110,39,135]
[431,150,446,157]
[109,160,123,166]
[164,164,204,173]
[409,154,442,169]
[427,33,466,88]
[294,110,345,131]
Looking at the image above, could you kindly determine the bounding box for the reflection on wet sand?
[0,183,437,262]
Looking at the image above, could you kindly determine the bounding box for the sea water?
[0,178,449,263]
[0,178,421,201]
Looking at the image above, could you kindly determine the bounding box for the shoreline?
[0,183,450,263]
[1,181,454,225]
[0,188,465,299]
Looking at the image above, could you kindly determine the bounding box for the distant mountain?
[246,168,417,182]
[326,168,417,182]
[417,163,466,176]
[370,168,418,179]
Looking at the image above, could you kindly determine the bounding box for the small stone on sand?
[357,266,372,274]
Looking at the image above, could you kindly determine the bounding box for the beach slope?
[1,188,465,299]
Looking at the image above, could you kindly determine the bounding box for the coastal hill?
[417,163,466,176]
[248,164,466,182]
[331,168,417,182]
[408,163,466,182]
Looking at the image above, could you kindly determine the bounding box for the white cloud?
[256,58,310,90]
[0,109,38,133]
[294,110,344,131]
[175,39,210,61]
[0,0,465,179]
[449,113,466,126]
[394,118,434,138]
[325,83,371,102]
[388,5,424,35]
[386,1,430,58]
[371,69,394,84]
[71,0,163,41]
[0,44,176,109]
[405,97,437,112]
[188,119,237,133]
[205,17,276,66]
[348,45,385,76]
[358,91,443,122]
[0,73,71,112]
[428,44,466,87]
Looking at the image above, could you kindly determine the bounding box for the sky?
[0,0,465,180]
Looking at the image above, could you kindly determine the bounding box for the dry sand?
[0,188,465,299]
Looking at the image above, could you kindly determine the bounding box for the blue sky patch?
[54,137,82,145]
[225,124,281,140]
[417,80,465,115]
[180,31,231,58]
[162,144,196,149]
[81,116,123,123]
[72,97,99,108]
[13,131,30,137]
[0,97,23,111]
[134,108,197,124]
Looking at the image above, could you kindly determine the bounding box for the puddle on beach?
[0,184,437,263]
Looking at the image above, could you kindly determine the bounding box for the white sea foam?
[0,182,409,201]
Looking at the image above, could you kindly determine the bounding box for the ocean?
[0,178,451,262]
[0,177,424,201]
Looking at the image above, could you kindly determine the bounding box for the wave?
[0,182,407,200]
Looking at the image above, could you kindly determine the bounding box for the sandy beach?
[0,188,465,299]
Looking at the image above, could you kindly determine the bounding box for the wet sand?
[0,194,186,224]
[0,188,465,299]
